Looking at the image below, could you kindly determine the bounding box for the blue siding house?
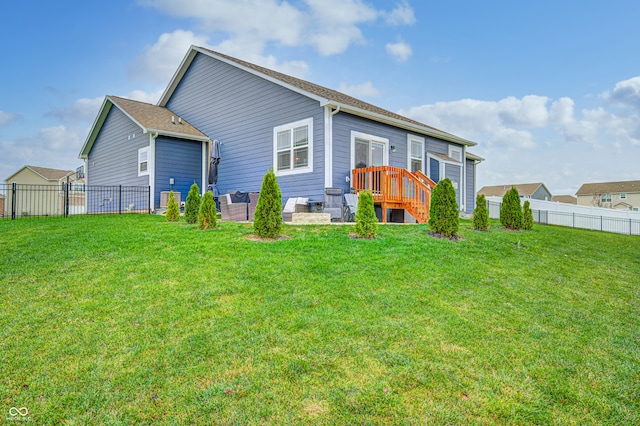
[79,96,210,211]
[80,46,483,220]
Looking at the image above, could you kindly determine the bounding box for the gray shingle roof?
[27,165,73,181]
[108,96,207,140]
[576,180,640,195]
[478,183,545,197]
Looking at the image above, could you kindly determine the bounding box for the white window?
[273,118,313,176]
[448,145,462,162]
[408,134,425,173]
[351,131,389,170]
[601,193,612,203]
[138,146,150,176]
[620,193,627,199]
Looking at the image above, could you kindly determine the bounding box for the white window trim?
[350,131,389,171]
[620,192,627,199]
[273,117,313,177]
[138,146,151,177]
[448,145,463,163]
[407,134,425,173]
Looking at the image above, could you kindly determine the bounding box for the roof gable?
[479,182,547,197]
[79,96,209,159]
[159,46,478,147]
[6,165,73,182]
[576,180,640,195]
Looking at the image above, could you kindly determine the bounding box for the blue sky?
[1,0,639,195]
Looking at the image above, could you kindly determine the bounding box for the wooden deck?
[351,166,434,223]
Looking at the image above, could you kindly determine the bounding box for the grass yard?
[0,215,638,424]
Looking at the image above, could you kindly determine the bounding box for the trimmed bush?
[428,178,459,237]
[500,187,523,230]
[253,169,283,238]
[354,190,378,238]
[165,190,180,222]
[184,182,202,224]
[473,194,489,231]
[198,191,217,229]
[523,200,534,230]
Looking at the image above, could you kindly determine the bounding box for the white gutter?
[145,128,210,142]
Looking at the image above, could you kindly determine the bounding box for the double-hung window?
[601,193,612,203]
[408,135,425,173]
[274,118,313,176]
[138,146,150,176]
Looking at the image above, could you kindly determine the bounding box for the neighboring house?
[576,180,640,211]
[478,182,552,201]
[551,195,577,205]
[4,165,85,216]
[80,45,483,222]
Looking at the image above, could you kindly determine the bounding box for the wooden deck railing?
[351,166,431,223]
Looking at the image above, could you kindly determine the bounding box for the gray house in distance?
[479,182,552,201]
[80,45,482,221]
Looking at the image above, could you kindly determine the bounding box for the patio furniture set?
[219,188,358,222]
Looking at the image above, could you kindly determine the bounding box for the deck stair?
[351,166,433,223]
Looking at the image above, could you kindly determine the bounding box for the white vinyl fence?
[486,196,640,236]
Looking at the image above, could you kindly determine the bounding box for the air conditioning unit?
[160,191,181,208]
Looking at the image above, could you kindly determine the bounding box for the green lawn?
[1,215,638,425]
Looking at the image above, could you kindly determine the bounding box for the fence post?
[631,218,633,235]
[572,212,575,228]
[118,185,122,215]
[11,182,16,220]
[64,176,70,218]
[148,186,151,214]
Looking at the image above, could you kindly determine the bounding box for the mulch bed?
[427,232,464,241]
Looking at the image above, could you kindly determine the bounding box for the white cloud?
[0,125,86,181]
[130,30,210,82]
[383,0,416,26]
[140,0,414,58]
[399,85,640,194]
[211,37,310,78]
[0,110,19,127]
[604,76,640,109]
[386,40,412,62]
[487,127,536,149]
[338,81,380,98]
[48,97,104,123]
[125,89,165,105]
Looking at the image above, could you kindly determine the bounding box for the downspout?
[150,132,158,211]
[326,106,340,188]
[462,145,466,213]
[83,158,89,212]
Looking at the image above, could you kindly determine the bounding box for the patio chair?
[283,197,309,222]
[323,188,344,222]
[343,193,358,222]
[219,193,248,221]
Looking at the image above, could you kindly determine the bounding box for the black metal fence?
[1,183,150,219]
[487,200,640,236]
